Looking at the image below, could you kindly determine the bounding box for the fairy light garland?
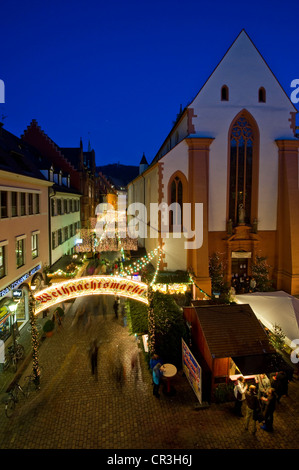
[188,272,211,299]
[126,247,160,277]
[29,290,41,389]
[150,248,162,286]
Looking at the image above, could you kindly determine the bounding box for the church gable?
[188,30,296,138]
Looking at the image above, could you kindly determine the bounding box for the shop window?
[16,238,25,268]
[31,233,39,259]
[0,191,8,218]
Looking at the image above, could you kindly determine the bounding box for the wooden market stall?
[183,303,282,401]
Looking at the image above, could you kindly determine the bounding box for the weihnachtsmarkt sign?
[34,276,148,313]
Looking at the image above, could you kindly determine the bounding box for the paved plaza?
[0,295,299,451]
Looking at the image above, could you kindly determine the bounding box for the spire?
[139,152,148,174]
[140,152,148,165]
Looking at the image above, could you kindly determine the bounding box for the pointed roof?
[188,29,297,112]
[140,153,148,165]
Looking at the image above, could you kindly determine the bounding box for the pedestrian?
[275,370,289,403]
[255,373,271,408]
[244,385,261,435]
[260,387,276,432]
[149,353,161,370]
[234,376,248,417]
[131,350,140,384]
[88,339,99,381]
[152,363,164,398]
[250,277,256,292]
[113,299,119,319]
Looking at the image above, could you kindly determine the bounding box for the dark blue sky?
[0,0,298,166]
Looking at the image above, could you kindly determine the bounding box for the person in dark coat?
[88,339,99,381]
[245,385,261,435]
[275,370,289,402]
[260,387,276,431]
[113,299,119,319]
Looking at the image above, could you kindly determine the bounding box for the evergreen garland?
[29,292,41,389]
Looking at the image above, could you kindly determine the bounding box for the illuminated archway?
[34,276,149,314]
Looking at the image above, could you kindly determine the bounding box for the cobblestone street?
[0,295,299,451]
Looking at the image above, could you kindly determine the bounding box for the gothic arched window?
[229,115,254,225]
[170,176,183,229]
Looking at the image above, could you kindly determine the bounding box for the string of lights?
[150,248,162,286]
[188,272,211,299]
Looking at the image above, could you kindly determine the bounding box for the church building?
[127,30,299,297]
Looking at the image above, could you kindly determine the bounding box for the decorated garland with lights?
[188,271,211,299]
[29,291,41,389]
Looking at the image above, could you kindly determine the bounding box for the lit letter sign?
[34,275,148,313]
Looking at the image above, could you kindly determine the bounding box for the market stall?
[235,291,299,347]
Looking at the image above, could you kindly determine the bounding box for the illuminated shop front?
[0,264,42,343]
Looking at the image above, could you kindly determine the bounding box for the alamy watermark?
[0,79,4,103]
[290,79,299,104]
[290,339,299,364]
[95,195,203,249]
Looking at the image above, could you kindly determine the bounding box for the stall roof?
[235,291,299,346]
[232,353,294,379]
[194,304,275,359]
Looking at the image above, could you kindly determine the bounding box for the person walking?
[88,339,99,381]
[113,299,119,319]
[234,376,248,417]
[260,387,276,432]
[152,363,164,398]
[245,385,261,435]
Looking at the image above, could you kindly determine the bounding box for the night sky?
[0,0,298,166]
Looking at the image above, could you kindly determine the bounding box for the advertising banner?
[182,338,202,403]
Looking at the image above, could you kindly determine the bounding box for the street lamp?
[29,284,40,389]
[8,302,18,350]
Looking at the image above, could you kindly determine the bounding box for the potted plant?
[43,319,55,337]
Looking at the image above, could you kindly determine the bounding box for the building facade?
[128,30,299,297]
[0,125,51,342]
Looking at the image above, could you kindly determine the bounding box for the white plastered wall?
[189,31,296,232]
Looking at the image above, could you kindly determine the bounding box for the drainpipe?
[48,187,56,269]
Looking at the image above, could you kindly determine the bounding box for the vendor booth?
[183,303,293,401]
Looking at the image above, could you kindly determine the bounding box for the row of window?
[51,198,80,216]
[0,190,40,219]
[0,233,39,279]
[52,222,80,249]
[221,85,266,103]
